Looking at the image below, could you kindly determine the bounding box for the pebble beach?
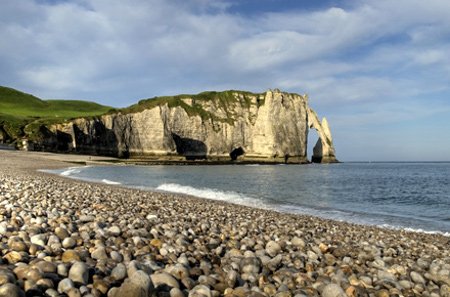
[0,151,449,297]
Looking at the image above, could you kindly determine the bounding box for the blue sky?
[1,0,450,161]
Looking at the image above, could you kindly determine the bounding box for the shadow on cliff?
[31,126,74,152]
[172,133,207,160]
[73,122,121,157]
[30,123,123,157]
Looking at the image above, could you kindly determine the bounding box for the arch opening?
[230,147,244,161]
[171,133,207,160]
[308,128,321,163]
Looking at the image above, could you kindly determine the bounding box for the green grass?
[0,86,112,140]
[0,86,111,118]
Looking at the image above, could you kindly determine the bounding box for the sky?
[1,0,450,161]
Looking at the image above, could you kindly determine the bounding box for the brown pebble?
[345,286,356,297]
[62,250,80,263]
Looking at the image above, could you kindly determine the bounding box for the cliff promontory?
[0,88,337,163]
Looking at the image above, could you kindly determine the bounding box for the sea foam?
[101,179,121,185]
[60,168,79,176]
[156,183,270,210]
[58,166,91,176]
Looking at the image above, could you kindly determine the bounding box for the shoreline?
[37,152,449,238]
[44,164,450,238]
[1,150,449,296]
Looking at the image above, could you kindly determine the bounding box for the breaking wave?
[101,179,121,185]
[156,183,271,210]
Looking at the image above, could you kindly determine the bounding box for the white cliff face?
[46,90,337,163]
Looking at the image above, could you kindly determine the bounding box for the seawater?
[43,163,450,235]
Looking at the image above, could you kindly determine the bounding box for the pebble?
[62,250,80,263]
[8,237,27,252]
[79,215,95,223]
[151,272,180,288]
[0,270,16,285]
[378,270,397,282]
[57,278,75,293]
[240,257,261,274]
[111,263,127,281]
[170,287,185,297]
[62,237,77,249]
[69,261,89,285]
[189,285,212,297]
[265,241,281,257]
[45,288,59,297]
[291,237,305,248]
[0,283,23,297]
[55,227,70,240]
[110,251,123,262]
[411,271,426,284]
[114,270,153,297]
[34,260,57,273]
[4,251,23,264]
[91,247,108,260]
[30,234,47,246]
[321,284,346,297]
[57,263,69,276]
[108,226,122,236]
[36,278,53,289]
[66,287,82,297]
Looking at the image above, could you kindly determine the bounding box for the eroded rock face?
[30,90,337,163]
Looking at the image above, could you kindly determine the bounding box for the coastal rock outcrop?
[24,89,338,163]
[307,107,337,163]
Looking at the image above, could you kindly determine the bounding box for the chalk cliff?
[28,89,338,163]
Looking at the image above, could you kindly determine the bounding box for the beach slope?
[0,150,448,296]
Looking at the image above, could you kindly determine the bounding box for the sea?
[43,162,450,235]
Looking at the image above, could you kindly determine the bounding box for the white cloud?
[1,0,450,107]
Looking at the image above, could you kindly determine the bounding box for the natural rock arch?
[307,108,338,163]
[171,133,207,160]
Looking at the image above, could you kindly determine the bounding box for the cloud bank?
[1,0,450,160]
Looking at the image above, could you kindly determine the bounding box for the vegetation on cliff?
[0,86,111,141]
[116,90,265,124]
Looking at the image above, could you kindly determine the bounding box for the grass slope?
[0,86,111,141]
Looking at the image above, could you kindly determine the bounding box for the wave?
[58,166,91,176]
[101,179,121,185]
[39,166,87,176]
[379,224,450,237]
[60,168,79,176]
[156,183,270,210]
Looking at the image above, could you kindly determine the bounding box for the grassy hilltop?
[0,86,111,141]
